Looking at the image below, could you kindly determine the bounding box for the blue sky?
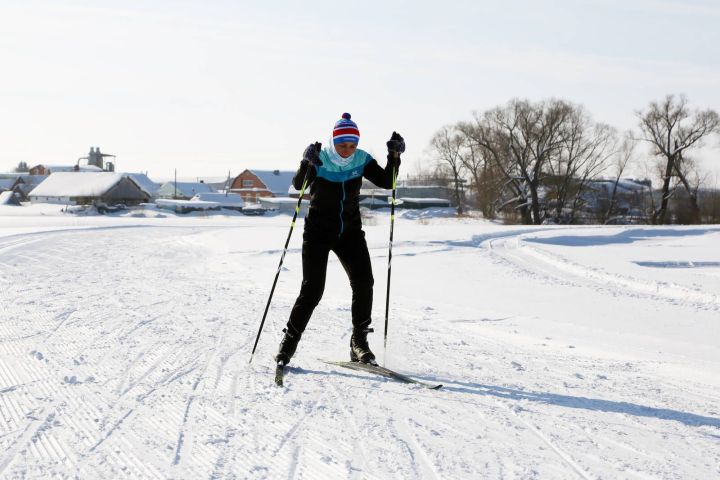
[1,0,718,179]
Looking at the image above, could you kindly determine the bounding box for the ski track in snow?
[0,220,719,478]
[484,232,720,311]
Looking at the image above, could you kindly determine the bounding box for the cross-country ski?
[321,360,443,390]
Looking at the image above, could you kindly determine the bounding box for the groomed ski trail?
[0,218,718,478]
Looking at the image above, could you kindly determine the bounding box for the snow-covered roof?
[29,172,133,197]
[191,192,245,207]
[157,182,215,198]
[250,170,295,196]
[593,179,651,193]
[0,191,20,205]
[15,175,46,186]
[125,173,160,196]
[34,164,104,173]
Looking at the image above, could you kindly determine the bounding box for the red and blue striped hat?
[333,113,360,145]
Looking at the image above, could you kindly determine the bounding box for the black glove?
[386,131,405,158]
[301,142,323,166]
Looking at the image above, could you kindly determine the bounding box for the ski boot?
[350,327,377,365]
[275,328,300,365]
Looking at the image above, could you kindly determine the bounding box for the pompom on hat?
[333,113,360,145]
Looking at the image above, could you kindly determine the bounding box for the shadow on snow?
[524,228,720,247]
[438,379,720,429]
[286,367,720,429]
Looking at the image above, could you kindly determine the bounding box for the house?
[126,173,161,198]
[28,164,103,175]
[396,185,453,201]
[196,176,233,192]
[10,175,46,201]
[0,177,16,193]
[28,172,151,205]
[230,169,295,202]
[155,181,215,200]
[28,147,117,176]
[586,178,652,219]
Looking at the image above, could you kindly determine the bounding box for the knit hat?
[333,113,360,145]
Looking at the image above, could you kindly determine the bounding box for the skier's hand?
[386,132,405,158]
[302,142,323,166]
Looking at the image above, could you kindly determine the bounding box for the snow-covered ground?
[1,205,719,479]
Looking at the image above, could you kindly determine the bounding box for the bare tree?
[603,132,637,223]
[637,94,720,224]
[459,99,572,224]
[546,106,616,223]
[461,112,531,223]
[430,125,466,214]
[14,161,29,173]
[456,122,503,218]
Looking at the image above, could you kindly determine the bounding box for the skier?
[274,113,404,366]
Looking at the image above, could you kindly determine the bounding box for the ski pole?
[383,165,398,365]
[249,172,309,364]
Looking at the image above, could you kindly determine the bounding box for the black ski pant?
[286,229,374,336]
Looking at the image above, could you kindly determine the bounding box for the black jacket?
[293,154,400,240]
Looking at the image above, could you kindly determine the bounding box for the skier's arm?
[363,132,405,189]
[292,161,317,190]
[293,142,322,189]
[363,155,400,189]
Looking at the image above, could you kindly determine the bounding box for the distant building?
[10,175,48,201]
[125,173,161,198]
[586,178,653,219]
[358,181,453,209]
[1,174,51,201]
[28,172,151,205]
[0,177,15,193]
[29,164,103,175]
[197,177,232,192]
[230,169,295,202]
[28,147,117,176]
[396,185,453,201]
[78,147,116,171]
[156,181,215,200]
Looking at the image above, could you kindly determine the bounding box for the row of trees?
[428,95,719,224]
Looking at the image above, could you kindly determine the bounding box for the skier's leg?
[289,238,331,333]
[334,231,376,363]
[276,238,331,363]
[334,230,374,329]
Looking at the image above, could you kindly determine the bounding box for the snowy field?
[1,205,719,479]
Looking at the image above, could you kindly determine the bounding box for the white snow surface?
[0,207,719,479]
